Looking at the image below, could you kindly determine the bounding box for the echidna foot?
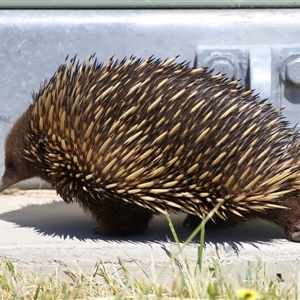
[290,226,300,242]
[183,214,202,228]
[283,223,300,242]
[268,193,300,242]
[183,214,243,229]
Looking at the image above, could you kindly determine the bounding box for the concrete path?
[0,189,299,284]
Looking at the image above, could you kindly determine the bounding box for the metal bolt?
[286,59,300,86]
[281,55,300,87]
[206,56,237,80]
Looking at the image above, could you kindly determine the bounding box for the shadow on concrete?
[0,200,285,247]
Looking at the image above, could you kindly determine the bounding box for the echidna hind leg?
[266,194,300,242]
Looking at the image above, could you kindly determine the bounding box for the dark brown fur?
[2,55,300,241]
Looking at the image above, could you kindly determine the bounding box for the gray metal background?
[1,9,300,187]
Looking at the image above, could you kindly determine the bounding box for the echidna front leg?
[92,204,154,236]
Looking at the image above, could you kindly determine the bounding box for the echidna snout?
[2,55,300,241]
[0,110,43,192]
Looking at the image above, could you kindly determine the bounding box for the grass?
[0,208,299,299]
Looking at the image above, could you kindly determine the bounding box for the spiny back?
[24,55,300,220]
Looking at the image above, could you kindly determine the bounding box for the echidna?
[1,55,300,241]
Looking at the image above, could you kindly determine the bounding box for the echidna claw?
[291,227,300,242]
[93,225,101,234]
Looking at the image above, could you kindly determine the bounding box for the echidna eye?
[38,140,47,154]
[6,160,16,172]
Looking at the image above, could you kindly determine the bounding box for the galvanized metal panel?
[0,9,300,186]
